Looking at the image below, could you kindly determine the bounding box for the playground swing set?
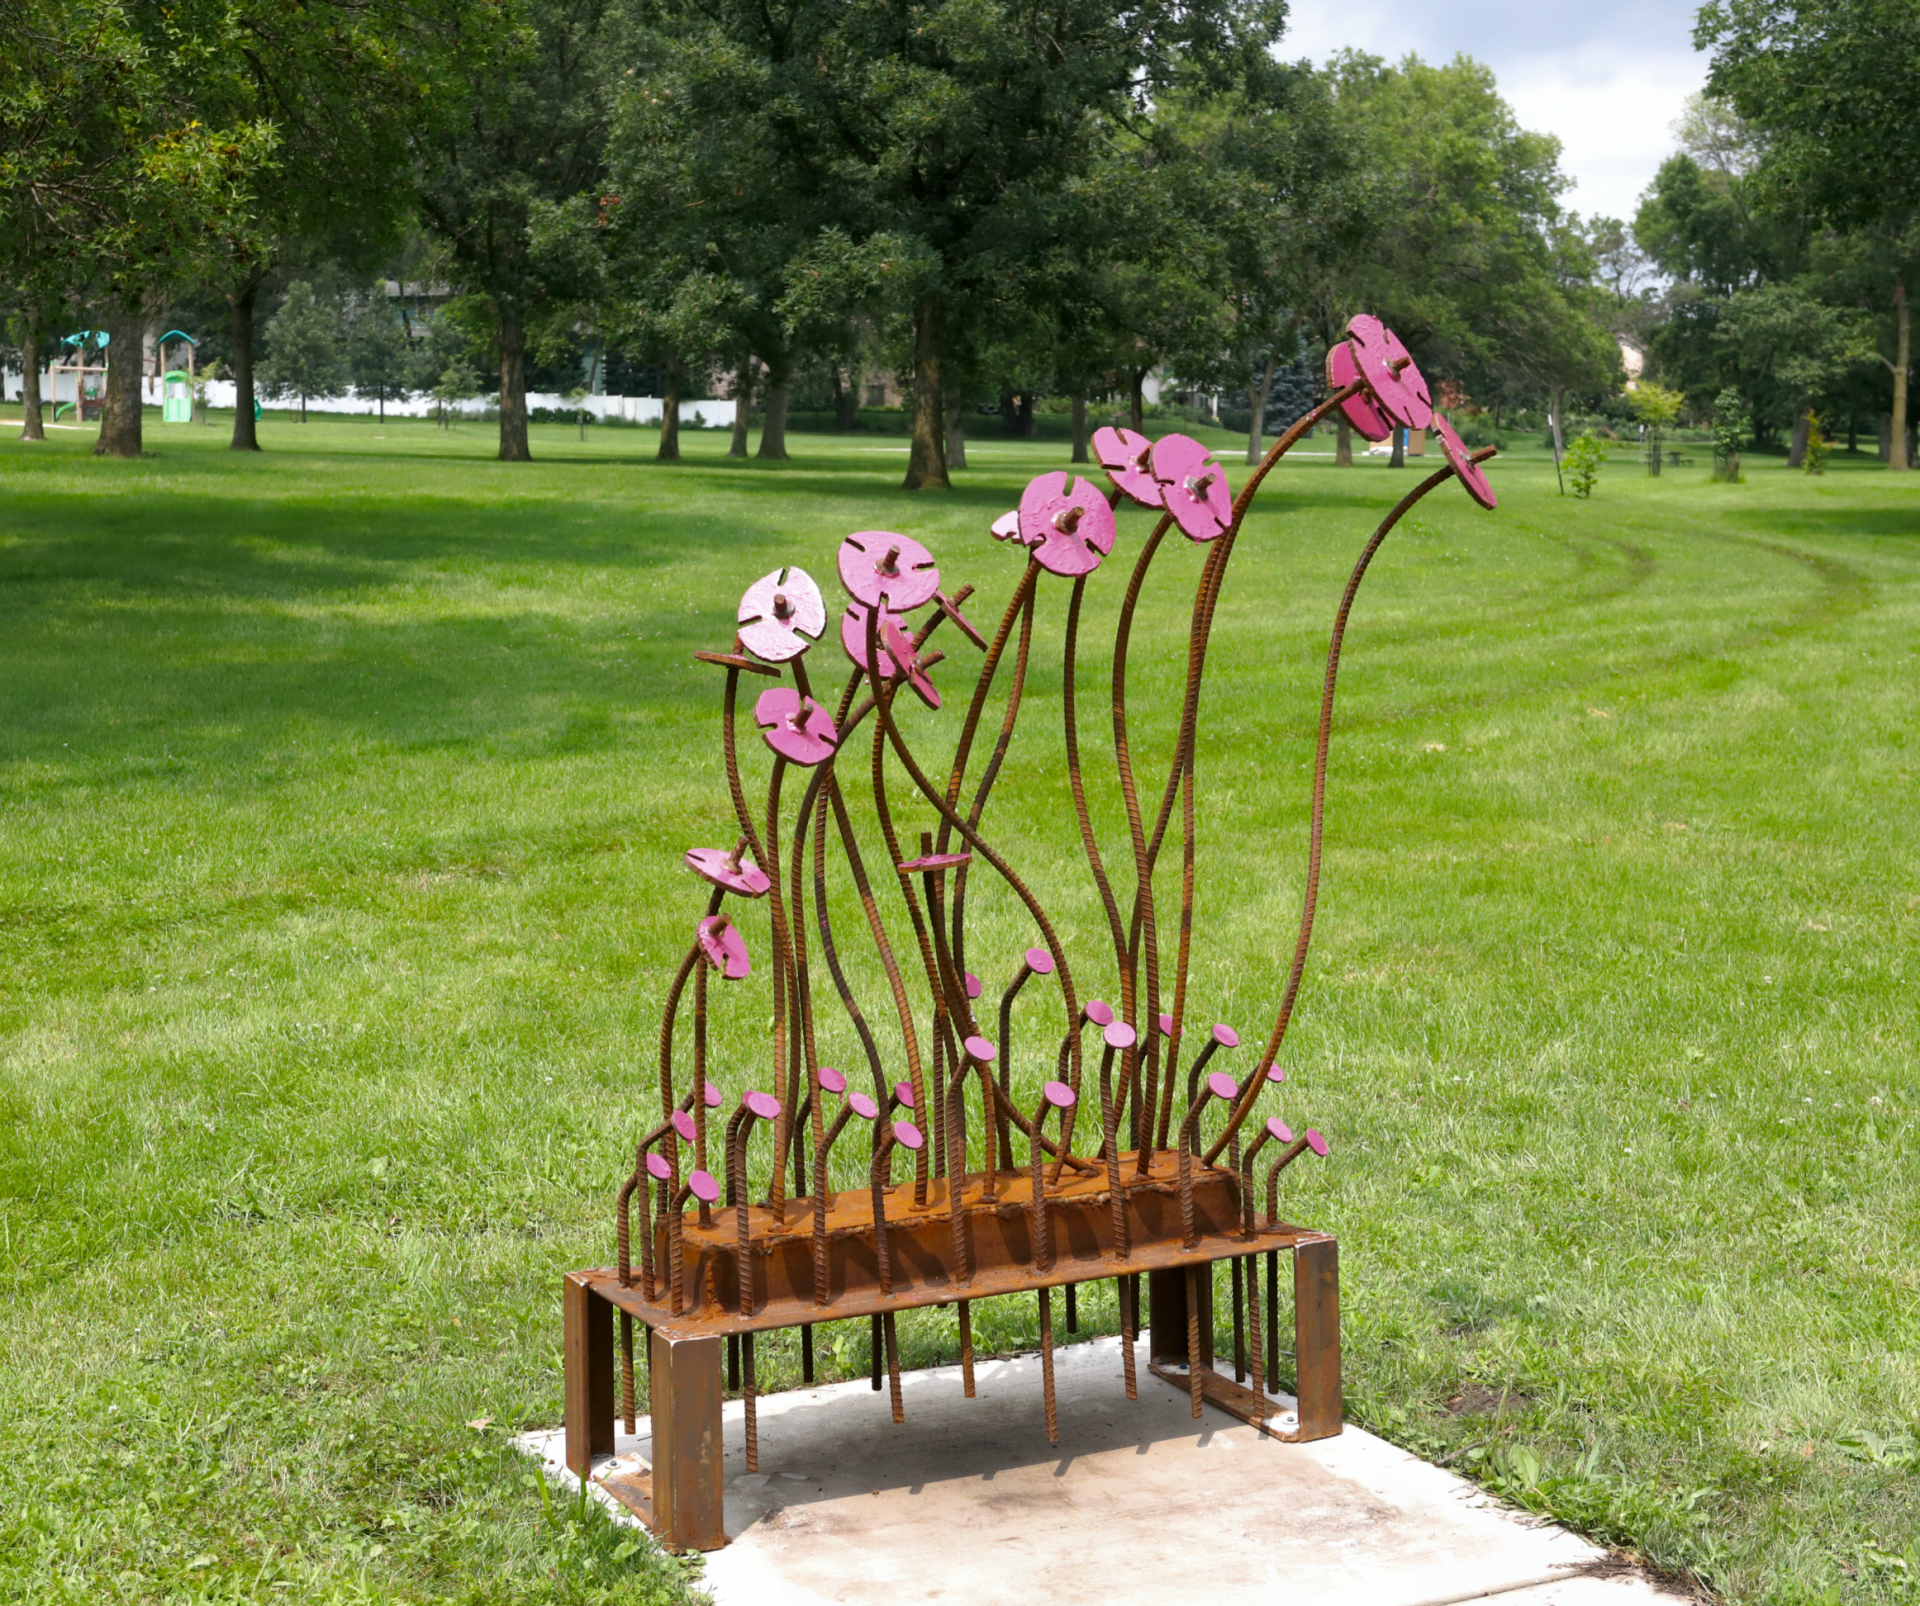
[43,327,209,425]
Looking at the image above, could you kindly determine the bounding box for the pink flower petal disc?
[838,531,940,610]
[848,1092,879,1120]
[689,1169,720,1204]
[1103,1021,1137,1051]
[1305,1129,1329,1157]
[840,602,910,678]
[964,971,983,999]
[963,1034,996,1063]
[1346,315,1433,431]
[1019,472,1117,577]
[684,846,770,898]
[881,614,941,710]
[1433,416,1497,509]
[1206,1069,1238,1102]
[1211,1023,1240,1049]
[1043,1079,1076,1109]
[817,1066,847,1096]
[1267,1117,1292,1145]
[703,1081,722,1108]
[646,1152,672,1180]
[671,1110,695,1142]
[1084,999,1114,1028]
[744,1090,781,1121]
[989,509,1032,546]
[1025,946,1055,975]
[1157,1012,1175,1036]
[892,1080,914,1110]
[754,687,839,767]
[1151,435,1232,542]
[697,915,751,980]
[1092,425,1162,508]
[1325,340,1394,442]
[736,565,826,662]
[892,1119,924,1151]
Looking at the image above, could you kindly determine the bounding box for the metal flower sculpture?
[572,313,1504,1555]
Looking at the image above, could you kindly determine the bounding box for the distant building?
[1618,334,1647,391]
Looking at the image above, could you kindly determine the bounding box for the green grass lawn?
[2,411,1916,1605]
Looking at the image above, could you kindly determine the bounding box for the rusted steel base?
[563,1160,1340,1551]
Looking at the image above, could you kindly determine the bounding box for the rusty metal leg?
[1147,1266,1187,1364]
[801,1323,814,1384]
[650,1327,727,1551]
[1231,1257,1245,1383]
[883,1312,904,1425]
[620,1311,638,1434]
[1292,1236,1341,1441]
[743,1332,758,1473]
[728,1332,740,1391]
[1064,1282,1077,1333]
[959,1299,976,1397]
[1265,1249,1280,1393]
[870,1314,883,1391]
[563,1274,615,1478]
[1039,1286,1058,1445]
[1184,1264,1203,1419]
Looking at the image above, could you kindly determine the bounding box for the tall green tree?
[258,280,346,420]
[1698,0,1920,466]
[415,0,609,462]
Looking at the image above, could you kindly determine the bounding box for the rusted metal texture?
[564,315,1502,1551]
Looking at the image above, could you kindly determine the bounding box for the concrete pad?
[517,1335,1678,1606]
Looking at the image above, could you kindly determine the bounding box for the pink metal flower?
[1432,416,1497,510]
[963,1034,996,1063]
[688,1169,721,1204]
[1092,426,1163,508]
[646,1152,673,1181]
[671,1110,696,1142]
[743,1089,781,1121]
[753,687,839,766]
[696,914,751,979]
[1151,435,1232,542]
[838,532,940,610]
[1325,340,1393,442]
[989,509,1032,546]
[880,614,941,710]
[892,1119,924,1151]
[1205,1069,1237,1102]
[1265,1116,1292,1145]
[817,1066,847,1096]
[1346,315,1433,431]
[684,845,770,898]
[1304,1129,1329,1157]
[1043,1080,1076,1109]
[840,601,912,677]
[848,1091,880,1121]
[897,851,971,873]
[1018,472,1116,577]
[736,565,825,662]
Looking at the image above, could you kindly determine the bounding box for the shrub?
[1803,413,1830,475]
[1564,433,1607,498]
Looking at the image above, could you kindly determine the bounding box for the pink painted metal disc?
[1267,1117,1292,1145]
[880,614,941,709]
[1346,315,1433,431]
[989,509,1031,546]
[689,1169,720,1204]
[892,1080,915,1110]
[1019,472,1117,578]
[1305,1129,1329,1157]
[1084,999,1114,1028]
[697,915,751,980]
[898,851,970,873]
[838,532,940,610]
[1206,1070,1238,1102]
[1433,416,1497,509]
[964,972,983,1000]
[840,602,911,678]
[1265,1064,1285,1084]
[1211,1023,1240,1049]
[1092,425,1163,508]
[753,687,839,767]
[1157,1012,1174,1037]
[736,565,826,662]
[1325,340,1394,442]
[817,1066,847,1096]
[1026,946,1055,976]
[671,1110,695,1142]
[1043,1079,1076,1109]
[1103,1021,1137,1051]
[1151,435,1233,543]
[646,1152,672,1180]
[702,1081,722,1108]
[964,1034,996,1063]
[684,846,770,899]
[893,1119,924,1151]
[744,1090,781,1121]
[848,1092,879,1120]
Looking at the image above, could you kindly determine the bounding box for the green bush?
[1563,433,1607,498]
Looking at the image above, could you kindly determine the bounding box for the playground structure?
[157,330,198,423]
[49,331,108,423]
[561,313,1501,1552]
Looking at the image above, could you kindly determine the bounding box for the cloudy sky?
[1280,0,1711,225]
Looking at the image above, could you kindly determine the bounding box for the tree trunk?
[1015,392,1035,439]
[729,359,754,458]
[1335,413,1352,466]
[300,393,307,423]
[945,396,967,469]
[1245,357,1273,465]
[904,296,947,490]
[498,313,530,461]
[19,317,44,441]
[756,362,790,460]
[1550,388,1566,495]
[1787,408,1810,468]
[228,276,262,451]
[1070,393,1088,463]
[658,353,682,461]
[1878,411,1891,460]
[1891,276,1910,471]
[93,305,144,458]
[1129,368,1147,434]
[1389,427,1405,468]
[833,364,859,432]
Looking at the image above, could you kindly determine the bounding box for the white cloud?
[1277,2,1710,223]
